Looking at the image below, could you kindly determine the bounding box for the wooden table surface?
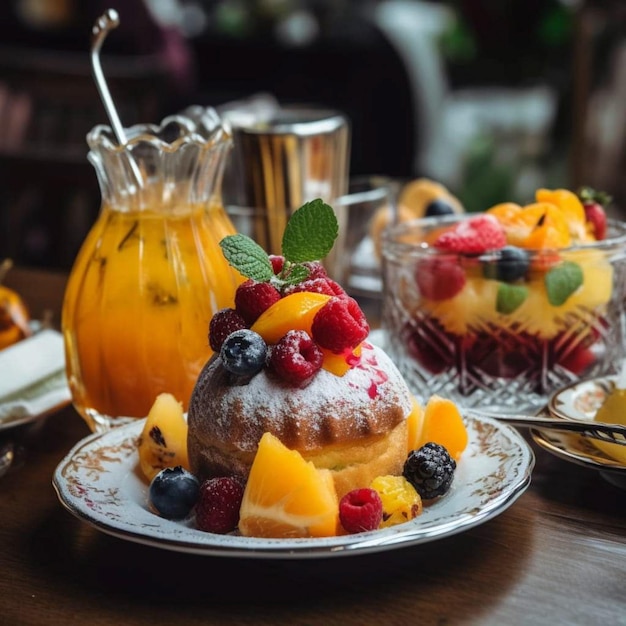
[1,266,625,626]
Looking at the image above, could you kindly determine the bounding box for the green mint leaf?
[281,264,310,286]
[281,199,338,263]
[545,261,583,306]
[219,234,274,282]
[496,283,528,314]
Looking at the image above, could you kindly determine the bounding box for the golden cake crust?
[187,342,413,490]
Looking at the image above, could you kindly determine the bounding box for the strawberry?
[579,186,611,241]
[415,255,466,301]
[434,214,506,254]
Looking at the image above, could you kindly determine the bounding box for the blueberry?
[482,246,530,282]
[425,198,455,217]
[220,329,267,376]
[149,466,200,519]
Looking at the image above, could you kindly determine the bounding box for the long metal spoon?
[465,409,626,447]
[90,9,143,186]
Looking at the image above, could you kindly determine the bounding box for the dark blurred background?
[0,0,624,269]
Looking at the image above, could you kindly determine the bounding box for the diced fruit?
[311,296,369,353]
[592,389,626,464]
[235,279,281,325]
[0,259,32,350]
[424,198,456,217]
[239,432,339,538]
[416,395,468,461]
[514,203,571,249]
[544,261,583,306]
[403,443,457,500]
[208,308,247,352]
[220,329,268,377]
[370,475,422,528]
[496,283,529,314]
[415,255,466,301]
[149,466,200,519]
[250,292,331,344]
[339,488,383,533]
[482,246,530,282]
[398,177,464,219]
[138,393,189,482]
[195,476,245,534]
[579,186,611,241]
[535,188,587,240]
[269,329,323,387]
[434,214,506,254]
[320,344,362,376]
[406,397,424,453]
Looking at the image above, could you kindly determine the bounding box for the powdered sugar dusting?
[189,343,413,451]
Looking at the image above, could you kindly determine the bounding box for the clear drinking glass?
[62,108,244,432]
[381,215,626,414]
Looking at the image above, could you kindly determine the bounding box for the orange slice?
[417,395,468,461]
[516,203,571,249]
[486,202,523,227]
[535,188,586,240]
[250,292,331,345]
[406,396,424,453]
[238,432,339,538]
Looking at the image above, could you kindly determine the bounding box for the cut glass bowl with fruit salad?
[380,188,626,414]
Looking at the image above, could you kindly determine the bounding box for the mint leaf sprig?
[219,199,339,288]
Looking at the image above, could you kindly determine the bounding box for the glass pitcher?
[62,107,244,433]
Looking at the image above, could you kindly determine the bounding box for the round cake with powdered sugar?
[186,200,418,500]
[187,340,414,498]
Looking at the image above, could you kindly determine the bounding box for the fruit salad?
[381,187,626,413]
[136,200,469,538]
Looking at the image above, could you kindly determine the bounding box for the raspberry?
[235,279,281,325]
[302,261,328,279]
[403,443,456,500]
[311,296,369,353]
[209,308,247,352]
[269,255,285,274]
[195,476,245,534]
[434,214,506,254]
[282,276,346,298]
[269,330,323,387]
[415,255,466,301]
[339,488,383,533]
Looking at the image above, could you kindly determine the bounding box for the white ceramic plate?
[533,376,626,488]
[53,414,534,559]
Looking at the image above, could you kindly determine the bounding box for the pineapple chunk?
[137,393,189,482]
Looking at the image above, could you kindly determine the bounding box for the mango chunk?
[138,393,189,482]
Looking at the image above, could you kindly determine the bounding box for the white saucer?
[53,413,534,559]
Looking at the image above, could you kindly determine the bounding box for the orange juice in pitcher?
[62,109,244,432]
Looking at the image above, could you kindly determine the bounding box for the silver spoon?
[465,409,626,447]
[90,9,143,186]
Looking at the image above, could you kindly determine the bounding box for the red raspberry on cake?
[269,329,324,387]
[283,276,346,298]
[311,296,369,353]
[235,279,281,325]
[434,214,506,254]
[415,255,466,301]
[209,308,248,352]
[269,255,285,274]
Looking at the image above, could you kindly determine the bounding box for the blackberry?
[403,443,456,499]
[220,329,267,377]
